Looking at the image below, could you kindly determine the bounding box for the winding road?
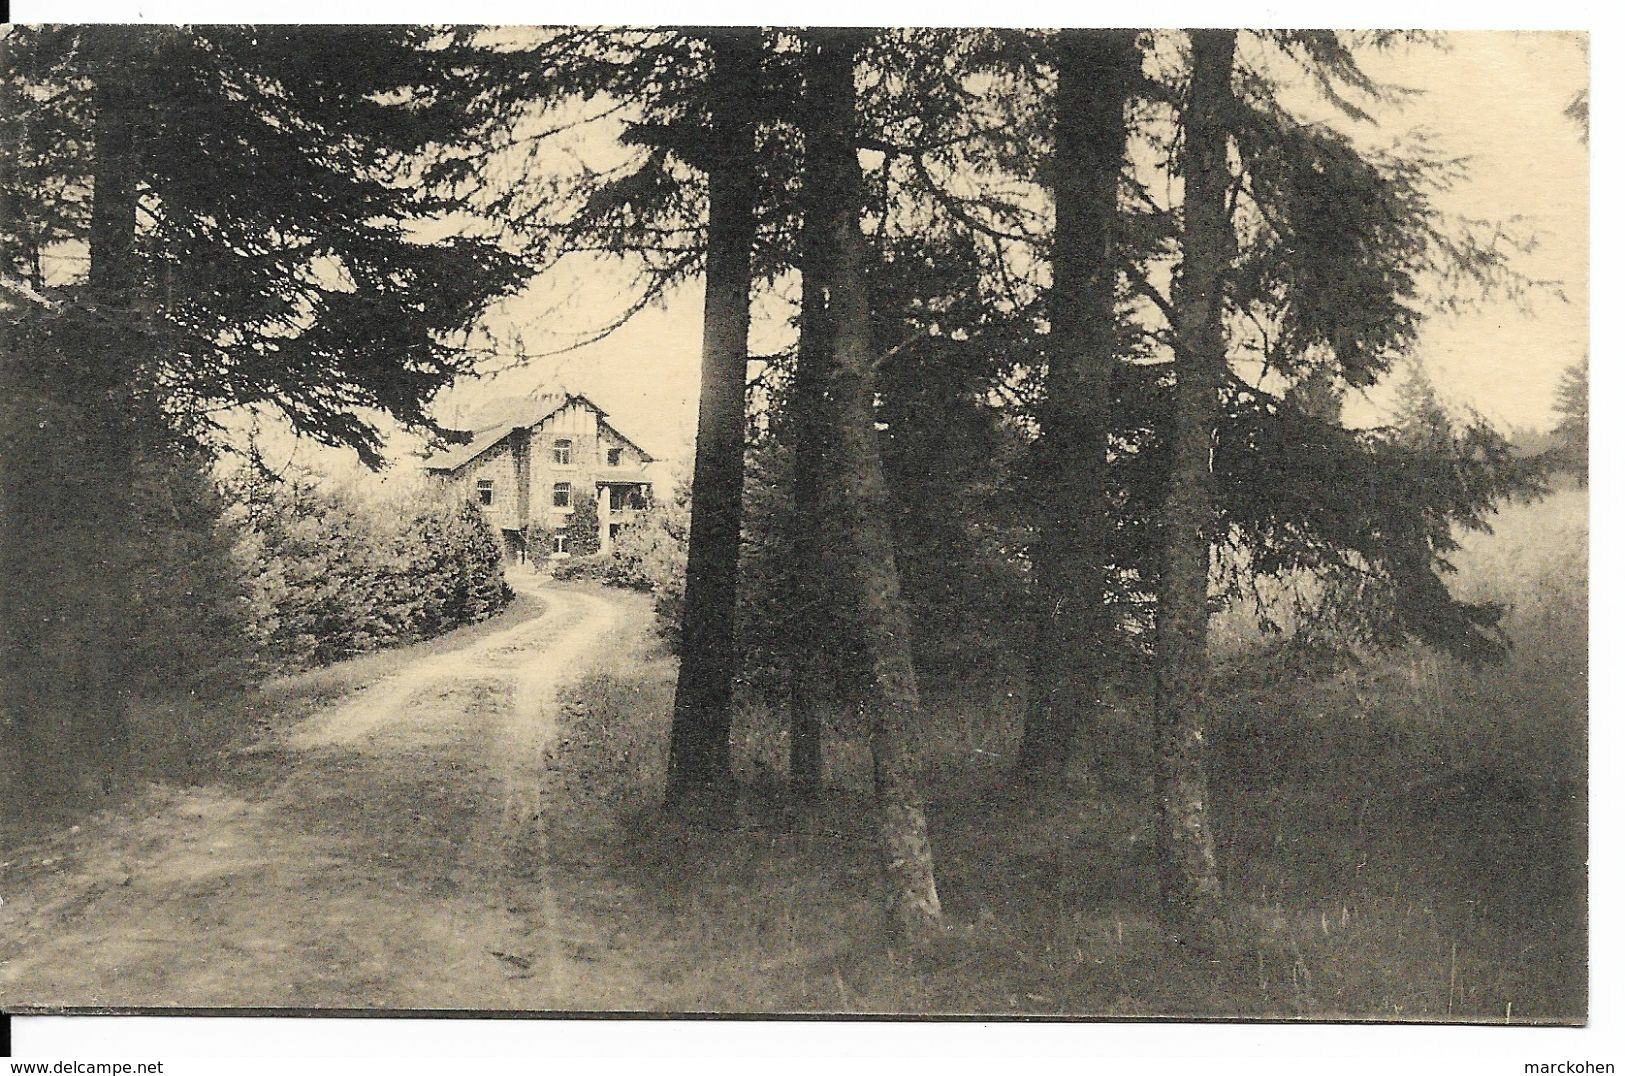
[0,578,626,1011]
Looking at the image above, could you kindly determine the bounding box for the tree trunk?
[64,30,142,799]
[806,30,945,943]
[664,30,759,822]
[4,32,145,807]
[785,48,845,812]
[786,259,831,811]
[1019,29,1139,782]
[1154,28,1234,933]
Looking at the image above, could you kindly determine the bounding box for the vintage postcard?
[0,20,1590,1053]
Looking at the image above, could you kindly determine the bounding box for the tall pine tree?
[804,28,945,943]
[664,30,764,820]
[1,26,527,800]
[1020,29,1142,779]
[1152,28,1234,931]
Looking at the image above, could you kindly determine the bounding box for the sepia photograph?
[0,14,1593,1049]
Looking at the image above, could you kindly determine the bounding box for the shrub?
[562,487,602,557]
[560,482,689,644]
[125,443,258,699]
[229,470,512,674]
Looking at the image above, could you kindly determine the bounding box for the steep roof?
[421,391,652,474]
[461,391,599,434]
[421,424,515,474]
[595,416,655,463]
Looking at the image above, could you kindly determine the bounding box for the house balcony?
[595,476,653,511]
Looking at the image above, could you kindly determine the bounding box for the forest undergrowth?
[545,489,1586,1019]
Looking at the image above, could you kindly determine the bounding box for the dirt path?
[0,578,632,1011]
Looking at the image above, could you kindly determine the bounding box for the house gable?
[424,390,655,551]
[428,431,525,530]
[595,417,656,466]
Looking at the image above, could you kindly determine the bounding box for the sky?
[213,30,1592,483]
[1343,31,1589,429]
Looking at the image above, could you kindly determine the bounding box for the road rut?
[0,579,623,1011]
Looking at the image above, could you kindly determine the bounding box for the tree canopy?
[1,25,529,464]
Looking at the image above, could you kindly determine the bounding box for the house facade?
[423,392,655,563]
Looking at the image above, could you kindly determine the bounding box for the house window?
[609,486,626,511]
[475,479,494,506]
[553,438,572,466]
[553,481,571,508]
[552,531,568,555]
[606,446,622,466]
[608,522,623,541]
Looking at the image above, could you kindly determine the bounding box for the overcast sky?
[1345,31,1589,429]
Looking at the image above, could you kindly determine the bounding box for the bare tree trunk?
[664,30,760,822]
[806,29,944,943]
[57,29,142,799]
[1019,29,1139,782]
[1154,28,1234,933]
[784,44,846,813]
[787,227,833,812]
[3,33,147,807]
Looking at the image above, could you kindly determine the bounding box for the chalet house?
[423,392,655,562]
